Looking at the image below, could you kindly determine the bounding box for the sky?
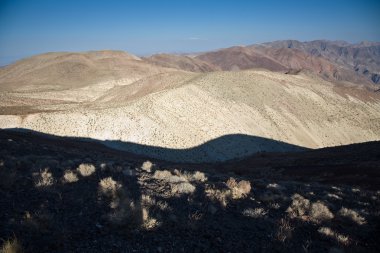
[0,0,379,65]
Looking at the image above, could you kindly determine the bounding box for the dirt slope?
[195,46,288,72]
[1,69,379,162]
[143,53,218,72]
[0,50,169,92]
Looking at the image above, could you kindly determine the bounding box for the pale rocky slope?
[0,50,170,93]
[1,68,379,162]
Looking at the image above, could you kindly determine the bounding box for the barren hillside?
[0,50,170,92]
[1,61,379,162]
[143,54,218,72]
[261,40,380,84]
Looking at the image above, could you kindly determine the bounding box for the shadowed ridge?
[1,128,308,163]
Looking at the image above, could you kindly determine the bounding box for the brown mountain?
[195,46,288,72]
[143,53,218,72]
[262,40,380,84]
[0,50,168,92]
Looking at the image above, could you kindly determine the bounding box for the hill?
[1,63,379,162]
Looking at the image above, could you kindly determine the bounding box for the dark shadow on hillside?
[1,128,379,252]
[1,128,308,163]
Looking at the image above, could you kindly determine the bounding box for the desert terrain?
[1,40,380,252]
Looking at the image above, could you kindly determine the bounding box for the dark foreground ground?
[0,129,379,253]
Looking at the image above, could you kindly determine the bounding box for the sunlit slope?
[0,50,169,92]
[1,70,380,162]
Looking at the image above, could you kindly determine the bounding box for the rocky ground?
[1,130,380,253]
[2,69,380,163]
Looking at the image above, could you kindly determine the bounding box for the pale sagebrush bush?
[171,182,196,195]
[99,179,147,228]
[226,177,251,199]
[108,196,139,225]
[309,201,334,223]
[180,170,207,182]
[98,177,121,198]
[236,180,251,196]
[109,195,160,230]
[35,168,54,187]
[77,163,96,177]
[226,177,237,188]
[327,193,342,200]
[192,171,207,182]
[338,207,366,225]
[0,237,23,253]
[167,175,186,183]
[243,208,268,218]
[286,194,310,218]
[153,170,172,180]
[153,170,185,183]
[266,183,284,190]
[287,194,334,223]
[62,170,78,183]
[318,227,350,245]
[205,187,231,207]
[141,194,170,211]
[141,161,154,172]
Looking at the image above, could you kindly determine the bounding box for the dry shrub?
[205,187,231,207]
[171,182,195,195]
[141,161,154,172]
[98,177,121,198]
[154,170,185,183]
[243,208,268,218]
[77,163,96,177]
[166,174,186,183]
[226,177,237,188]
[192,171,207,182]
[318,227,350,245]
[154,170,195,195]
[309,201,334,223]
[34,168,54,187]
[141,194,170,211]
[99,178,146,229]
[266,183,284,191]
[226,177,251,199]
[287,194,334,223]
[327,193,342,200]
[0,237,23,253]
[276,218,294,242]
[286,194,310,218]
[62,170,78,183]
[109,194,160,230]
[338,207,366,225]
[153,170,172,180]
[180,170,207,182]
[108,196,140,226]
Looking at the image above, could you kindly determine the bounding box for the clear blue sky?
[0,0,379,65]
